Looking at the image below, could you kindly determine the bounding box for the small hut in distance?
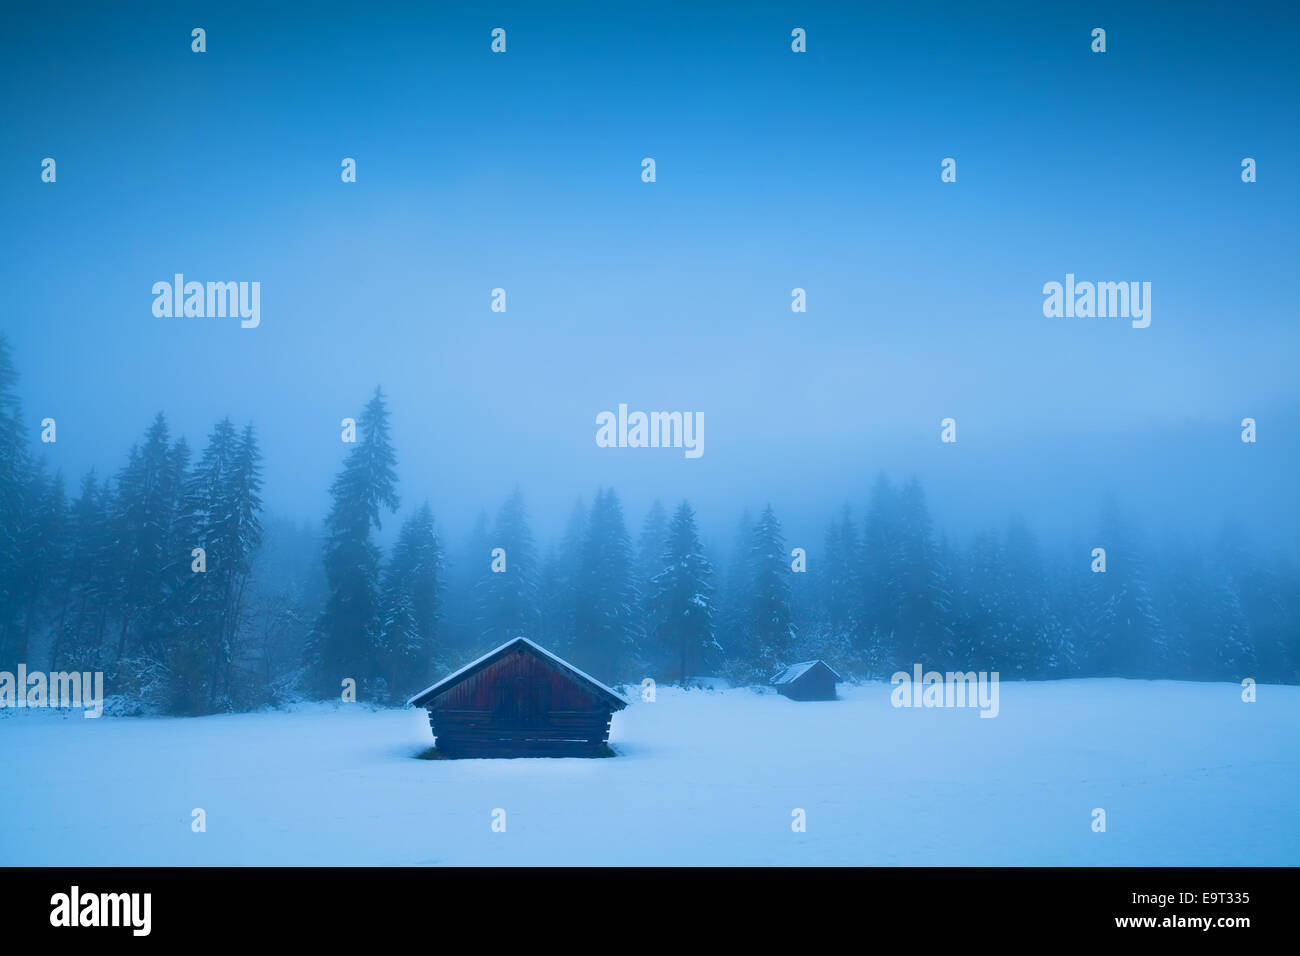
[770,660,840,701]
[407,637,627,758]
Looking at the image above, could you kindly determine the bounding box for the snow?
[2,679,1297,865]
[771,661,817,684]
[771,660,841,684]
[406,637,626,709]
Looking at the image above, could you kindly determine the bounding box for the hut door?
[488,655,555,726]
[514,675,553,727]
[490,675,515,723]
[514,675,531,724]
[491,674,534,725]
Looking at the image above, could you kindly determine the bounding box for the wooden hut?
[407,637,627,757]
[770,660,840,701]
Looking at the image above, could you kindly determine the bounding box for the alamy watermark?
[596,403,703,459]
[0,665,104,718]
[1042,273,1151,328]
[890,664,999,718]
[152,273,260,328]
[50,886,150,936]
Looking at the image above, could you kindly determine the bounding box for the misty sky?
[2,1,1297,554]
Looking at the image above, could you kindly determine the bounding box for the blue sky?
[1,0,1297,549]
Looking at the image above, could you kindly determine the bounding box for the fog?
[3,0,1296,555]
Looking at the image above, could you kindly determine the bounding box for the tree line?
[1,337,1296,715]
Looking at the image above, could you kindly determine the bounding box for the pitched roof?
[406,637,628,710]
[770,659,841,685]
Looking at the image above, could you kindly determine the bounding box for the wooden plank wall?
[426,647,616,756]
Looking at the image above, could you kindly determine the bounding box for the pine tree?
[956,529,1008,671]
[444,508,491,656]
[636,500,670,643]
[716,508,754,673]
[748,504,794,678]
[1274,555,1300,684]
[1000,518,1059,678]
[63,471,118,669]
[892,477,942,669]
[1215,525,1287,682]
[821,505,858,644]
[572,488,638,682]
[163,419,264,713]
[229,425,265,566]
[538,497,586,656]
[207,423,262,705]
[308,389,399,698]
[930,531,959,670]
[1083,500,1166,677]
[169,421,228,711]
[377,502,442,701]
[536,545,564,651]
[858,473,901,670]
[649,501,717,683]
[11,466,68,664]
[52,470,107,668]
[1208,577,1255,679]
[242,516,324,701]
[156,436,193,669]
[474,486,539,648]
[0,335,31,663]
[1156,533,1209,679]
[109,413,188,669]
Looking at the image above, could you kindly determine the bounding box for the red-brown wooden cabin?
[770,660,840,701]
[407,637,627,757]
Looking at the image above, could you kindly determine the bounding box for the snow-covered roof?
[770,660,841,685]
[406,637,627,710]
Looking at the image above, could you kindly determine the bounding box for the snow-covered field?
[2,680,1297,865]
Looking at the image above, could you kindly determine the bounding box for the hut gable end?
[431,650,606,713]
[407,637,626,711]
